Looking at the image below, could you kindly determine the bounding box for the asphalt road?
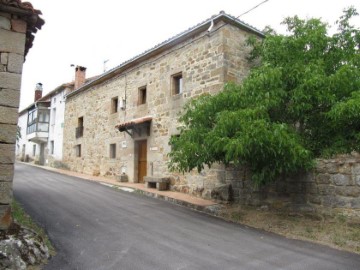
[13,163,360,270]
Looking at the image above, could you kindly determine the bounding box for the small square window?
[110,143,116,159]
[111,97,118,113]
[76,144,81,157]
[138,86,147,105]
[172,73,183,95]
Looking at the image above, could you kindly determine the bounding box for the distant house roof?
[0,0,45,56]
[66,11,264,99]
[18,76,100,116]
[18,82,72,116]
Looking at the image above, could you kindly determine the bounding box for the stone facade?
[63,13,263,199]
[0,0,43,230]
[225,154,360,216]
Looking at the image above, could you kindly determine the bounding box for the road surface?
[13,163,360,270]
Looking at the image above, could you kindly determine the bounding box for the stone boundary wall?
[224,154,360,216]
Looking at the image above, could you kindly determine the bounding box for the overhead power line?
[237,0,270,18]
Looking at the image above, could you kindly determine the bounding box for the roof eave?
[66,12,264,99]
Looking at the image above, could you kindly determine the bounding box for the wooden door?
[137,140,147,183]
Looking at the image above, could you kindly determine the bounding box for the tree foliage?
[168,8,360,185]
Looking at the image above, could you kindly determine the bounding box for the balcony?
[75,126,84,138]
[27,108,50,143]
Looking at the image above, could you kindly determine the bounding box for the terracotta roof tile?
[116,116,153,132]
[0,0,45,56]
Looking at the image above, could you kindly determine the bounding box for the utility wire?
[237,0,270,18]
[70,2,270,97]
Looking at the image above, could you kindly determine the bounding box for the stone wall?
[0,1,43,230]
[0,10,26,229]
[63,20,257,199]
[224,154,360,216]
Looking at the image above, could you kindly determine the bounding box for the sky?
[19,0,360,110]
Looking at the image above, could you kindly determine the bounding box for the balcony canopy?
[115,116,152,138]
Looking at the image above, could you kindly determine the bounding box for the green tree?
[169,8,360,185]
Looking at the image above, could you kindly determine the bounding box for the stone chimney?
[74,66,86,90]
[34,83,43,102]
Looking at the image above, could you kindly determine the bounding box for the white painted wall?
[16,87,67,165]
[16,112,38,160]
[47,90,65,161]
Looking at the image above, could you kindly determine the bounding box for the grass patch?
[220,205,360,254]
[12,200,55,256]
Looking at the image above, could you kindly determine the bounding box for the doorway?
[39,143,45,165]
[137,140,147,183]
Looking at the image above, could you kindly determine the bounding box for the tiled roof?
[1,0,36,11]
[0,0,45,56]
[116,116,153,132]
[110,11,263,74]
[67,11,264,99]
[39,75,99,102]
[18,75,100,115]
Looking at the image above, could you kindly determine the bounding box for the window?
[51,108,56,125]
[27,108,50,134]
[78,116,83,127]
[38,110,50,123]
[76,144,81,157]
[109,143,116,159]
[138,86,147,105]
[76,117,84,138]
[172,73,183,95]
[111,97,118,113]
[32,145,36,156]
[28,109,37,125]
[50,141,54,155]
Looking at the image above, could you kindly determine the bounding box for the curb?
[18,161,223,216]
[133,188,224,215]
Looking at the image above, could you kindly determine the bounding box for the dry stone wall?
[225,154,360,216]
[0,10,26,229]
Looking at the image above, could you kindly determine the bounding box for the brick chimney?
[34,83,43,102]
[74,66,86,90]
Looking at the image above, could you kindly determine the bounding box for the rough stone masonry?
[0,0,43,230]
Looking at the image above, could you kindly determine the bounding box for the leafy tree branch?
[169,7,360,185]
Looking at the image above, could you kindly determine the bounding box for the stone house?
[63,12,264,199]
[16,66,92,168]
[0,0,43,230]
